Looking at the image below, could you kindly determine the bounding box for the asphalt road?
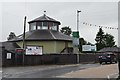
[59,63,118,78]
[3,64,100,78]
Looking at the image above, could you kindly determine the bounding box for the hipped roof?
[9,30,72,42]
[28,14,61,25]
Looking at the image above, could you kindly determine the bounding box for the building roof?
[9,30,72,42]
[0,41,20,52]
[98,47,120,53]
[28,14,61,25]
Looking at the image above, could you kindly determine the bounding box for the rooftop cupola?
[28,12,61,31]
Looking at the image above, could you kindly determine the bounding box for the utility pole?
[23,16,26,66]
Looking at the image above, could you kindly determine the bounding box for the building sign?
[72,31,79,38]
[91,45,96,51]
[7,53,11,59]
[72,31,79,47]
[26,46,42,55]
[82,45,91,51]
[82,45,96,52]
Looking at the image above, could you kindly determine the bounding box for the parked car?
[98,53,117,64]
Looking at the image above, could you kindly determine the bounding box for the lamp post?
[77,10,81,64]
[77,10,81,32]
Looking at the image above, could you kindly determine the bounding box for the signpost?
[72,31,79,64]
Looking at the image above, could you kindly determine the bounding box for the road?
[59,63,118,78]
[3,64,100,78]
[0,68,2,80]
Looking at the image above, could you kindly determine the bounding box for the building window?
[51,23,58,31]
[37,22,42,30]
[30,22,59,31]
[30,22,36,31]
[42,22,48,29]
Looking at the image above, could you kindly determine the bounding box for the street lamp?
[77,10,81,32]
[76,10,81,64]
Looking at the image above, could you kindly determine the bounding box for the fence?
[1,47,99,67]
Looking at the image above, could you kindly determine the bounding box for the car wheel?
[105,62,107,64]
[99,62,102,64]
[110,61,112,64]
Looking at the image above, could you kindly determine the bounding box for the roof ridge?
[49,30,56,39]
[44,15,50,20]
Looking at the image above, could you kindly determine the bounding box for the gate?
[15,48,24,65]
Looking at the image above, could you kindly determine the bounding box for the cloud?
[1,2,118,45]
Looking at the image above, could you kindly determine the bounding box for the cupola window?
[28,14,60,31]
[30,22,36,31]
[42,22,48,29]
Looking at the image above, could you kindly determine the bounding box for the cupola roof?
[28,14,61,25]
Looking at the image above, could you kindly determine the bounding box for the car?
[98,53,117,64]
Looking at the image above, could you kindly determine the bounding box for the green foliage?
[7,32,16,40]
[79,38,91,52]
[60,26,72,36]
[95,28,115,51]
[104,33,115,47]
[78,37,94,52]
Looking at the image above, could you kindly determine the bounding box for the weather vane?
[44,10,46,15]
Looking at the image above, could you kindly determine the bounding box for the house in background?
[9,14,73,54]
[98,47,120,54]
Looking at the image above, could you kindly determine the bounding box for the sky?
[1,1,119,46]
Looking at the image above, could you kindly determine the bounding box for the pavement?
[2,64,77,78]
[2,64,100,78]
[57,63,118,78]
[2,63,118,79]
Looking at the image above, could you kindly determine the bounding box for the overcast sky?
[1,1,118,45]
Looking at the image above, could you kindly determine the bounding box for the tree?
[60,26,72,36]
[95,28,116,51]
[104,33,115,47]
[95,28,105,51]
[79,38,87,52]
[7,32,16,40]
